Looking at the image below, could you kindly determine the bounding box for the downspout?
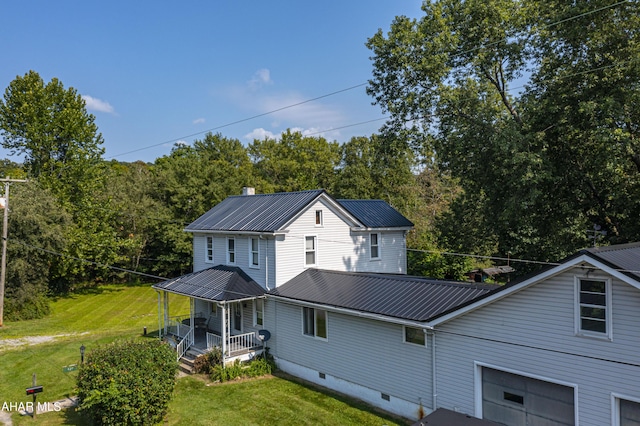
[163,292,169,336]
[431,330,437,411]
[221,302,227,365]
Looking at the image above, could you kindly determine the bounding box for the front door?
[232,303,242,334]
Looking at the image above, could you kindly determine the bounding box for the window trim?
[227,236,236,265]
[205,235,214,263]
[249,237,260,269]
[370,232,381,260]
[302,306,328,340]
[612,393,640,426]
[315,210,323,227]
[304,235,317,266]
[574,276,612,340]
[403,326,426,346]
[254,298,264,326]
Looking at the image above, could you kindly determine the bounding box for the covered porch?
[152,265,267,365]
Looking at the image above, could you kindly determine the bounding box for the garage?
[481,367,575,425]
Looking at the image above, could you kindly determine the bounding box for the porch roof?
[269,269,497,322]
[152,265,265,302]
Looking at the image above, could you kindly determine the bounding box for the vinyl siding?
[434,266,640,425]
[274,199,407,286]
[192,233,275,289]
[271,299,433,410]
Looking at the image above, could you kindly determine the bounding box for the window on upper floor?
[575,277,611,339]
[305,236,317,266]
[227,237,235,264]
[315,210,323,226]
[370,233,380,260]
[303,306,327,339]
[250,237,260,268]
[254,299,264,326]
[205,236,214,263]
[404,326,426,346]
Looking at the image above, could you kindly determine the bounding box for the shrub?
[76,339,177,425]
[193,347,222,374]
[209,348,276,382]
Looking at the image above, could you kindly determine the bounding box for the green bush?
[193,347,222,374]
[209,349,276,382]
[76,339,177,425]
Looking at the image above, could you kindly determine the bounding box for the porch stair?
[178,347,207,375]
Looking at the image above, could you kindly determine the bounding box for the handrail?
[176,328,194,361]
[228,332,259,354]
[207,332,222,350]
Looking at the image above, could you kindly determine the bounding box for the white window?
[254,299,264,326]
[303,307,327,339]
[305,236,317,266]
[614,395,640,426]
[575,277,611,338]
[227,237,235,264]
[370,233,380,259]
[404,326,425,346]
[249,237,260,268]
[205,236,214,263]
[315,210,323,226]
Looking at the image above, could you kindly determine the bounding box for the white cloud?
[244,128,277,141]
[247,69,273,90]
[82,95,115,114]
[193,118,206,124]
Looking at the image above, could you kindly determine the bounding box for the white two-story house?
[152,188,414,363]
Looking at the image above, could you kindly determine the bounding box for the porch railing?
[167,312,204,338]
[176,328,194,361]
[228,332,260,354]
[207,332,222,349]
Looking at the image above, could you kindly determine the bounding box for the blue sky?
[1,1,424,163]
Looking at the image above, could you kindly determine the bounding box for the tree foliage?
[367,0,640,266]
[77,339,177,425]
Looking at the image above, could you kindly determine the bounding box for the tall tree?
[367,0,640,266]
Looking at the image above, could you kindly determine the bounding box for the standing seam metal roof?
[152,265,265,301]
[269,269,497,322]
[337,199,414,228]
[582,242,640,281]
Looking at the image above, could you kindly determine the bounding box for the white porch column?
[221,303,227,364]
[163,292,169,335]
[157,291,162,339]
[190,298,195,335]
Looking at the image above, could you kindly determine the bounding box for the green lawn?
[0,284,409,425]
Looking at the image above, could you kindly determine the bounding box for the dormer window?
[315,210,323,226]
[227,237,236,264]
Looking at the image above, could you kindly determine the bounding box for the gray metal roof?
[152,265,265,301]
[337,199,414,228]
[269,269,497,322]
[582,242,640,281]
[185,189,414,233]
[185,190,326,232]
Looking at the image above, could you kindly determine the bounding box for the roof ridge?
[227,189,325,198]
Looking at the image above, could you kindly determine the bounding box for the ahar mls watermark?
[1,401,62,413]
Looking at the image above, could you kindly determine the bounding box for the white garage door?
[482,367,575,425]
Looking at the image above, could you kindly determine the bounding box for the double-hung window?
[576,277,611,338]
[254,299,264,326]
[250,237,260,268]
[227,237,235,264]
[370,233,380,260]
[315,210,323,227]
[303,307,327,339]
[205,236,214,263]
[305,236,317,266]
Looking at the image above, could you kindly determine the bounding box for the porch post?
[190,298,195,334]
[157,291,162,340]
[221,302,227,364]
[163,292,169,335]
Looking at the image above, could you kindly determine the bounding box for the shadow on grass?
[272,371,412,425]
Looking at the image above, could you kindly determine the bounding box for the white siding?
[274,199,408,286]
[435,267,640,425]
[271,299,433,419]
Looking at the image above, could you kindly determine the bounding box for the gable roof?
[430,242,640,326]
[337,199,414,228]
[152,265,265,302]
[185,189,414,233]
[268,269,497,322]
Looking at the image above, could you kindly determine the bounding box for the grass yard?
[0,284,409,425]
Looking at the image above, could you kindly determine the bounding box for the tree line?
[1,0,638,320]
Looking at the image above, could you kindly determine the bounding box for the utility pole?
[0,178,28,327]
